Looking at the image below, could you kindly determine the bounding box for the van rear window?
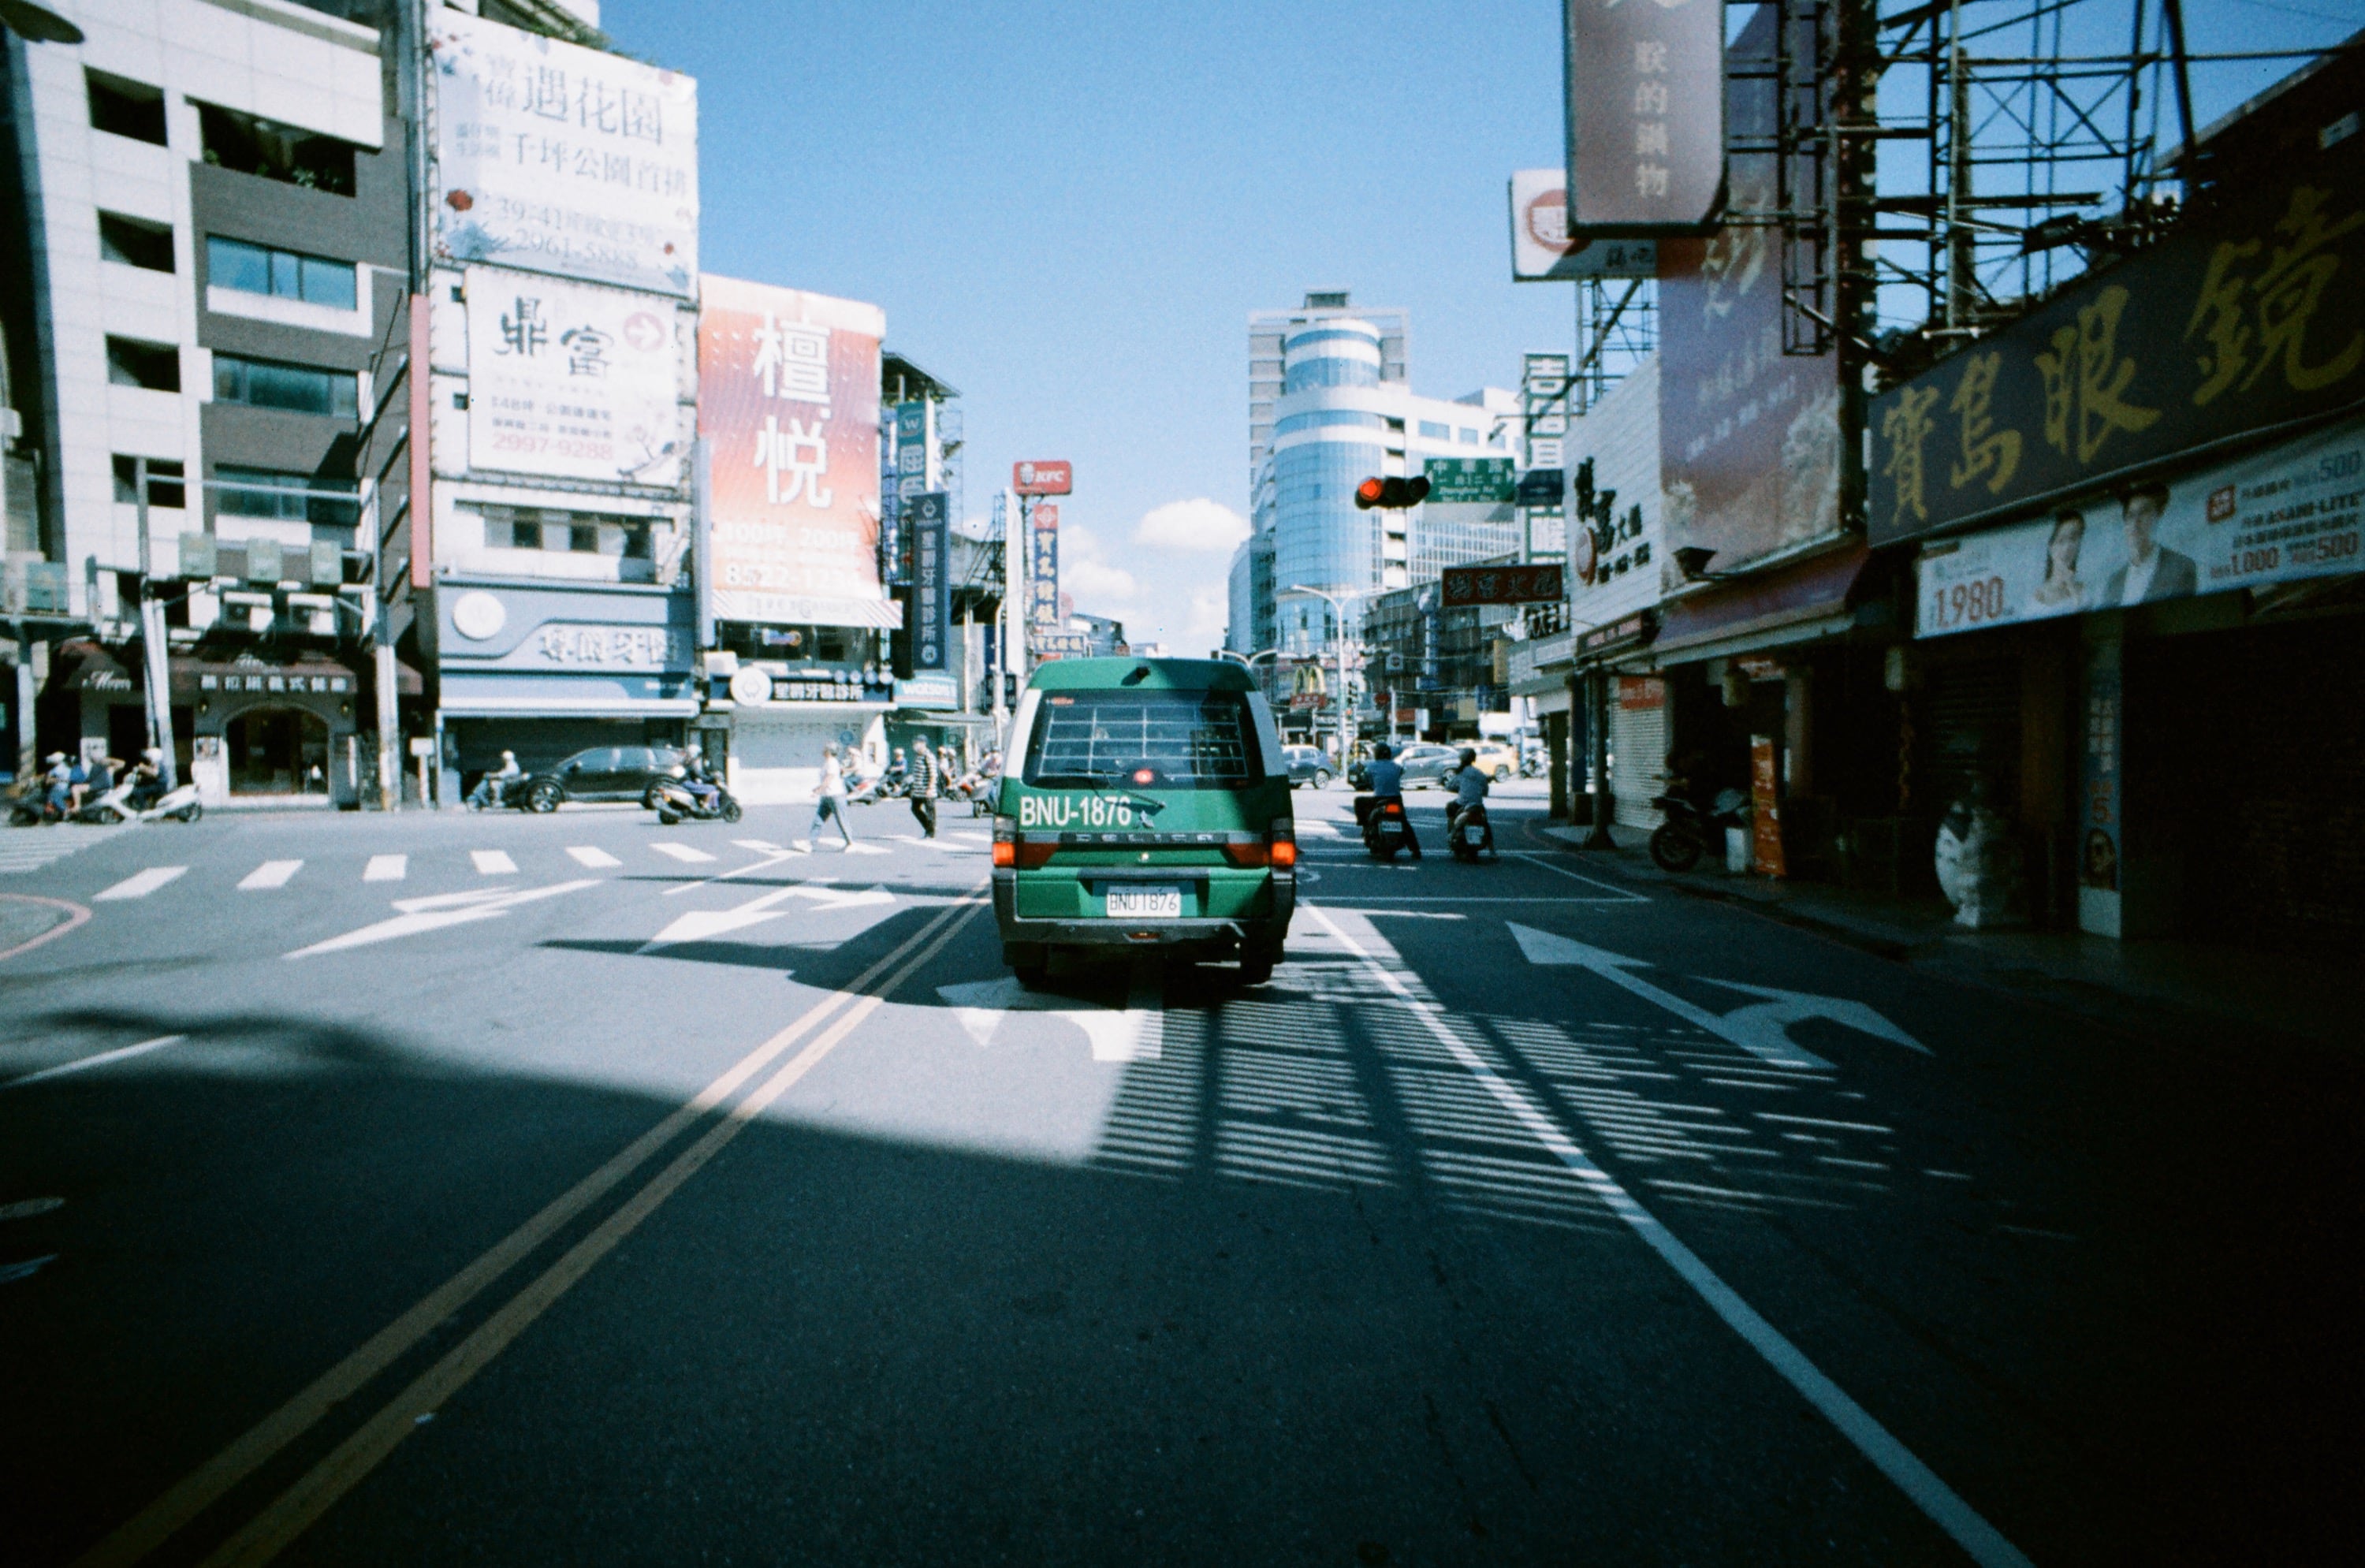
[1024,691,1261,789]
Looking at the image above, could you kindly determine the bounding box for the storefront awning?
[58,642,138,693]
[712,594,904,631]
[1650,545,1874,665]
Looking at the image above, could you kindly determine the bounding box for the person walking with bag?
[810,743,855,849]
[907,740,940,839]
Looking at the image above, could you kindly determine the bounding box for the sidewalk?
[1533,821,2363,1055]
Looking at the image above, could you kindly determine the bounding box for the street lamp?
[1284,585,1366,766]
[1215,648,1281,669]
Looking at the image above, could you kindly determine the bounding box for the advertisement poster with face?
[698,275,885,628]
[466,269,681,485]
[1916,416,2364,638]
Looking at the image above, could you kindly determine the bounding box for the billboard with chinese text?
[1028,501,1060,625]
[698,274,887,628]
[907,493,951,672]
[1870,129,2365,547]
[1656,5,1840,584]
[430,9,699,296]
[465,268,680,484]
[1562,0,1723,236]
[1509,169,1658,281]
[1441,564,1565,608]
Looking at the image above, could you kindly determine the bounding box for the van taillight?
[992,815,1017,868]
[1268,817,1296,870]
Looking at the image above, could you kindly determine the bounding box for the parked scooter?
[1354,793,1414,861]
[1648,787,1751,872]
[6,779,69,827]
[76,777,203,825]
[651,775,743,825]
[847,771,905,806]
[1446,799,1497,862]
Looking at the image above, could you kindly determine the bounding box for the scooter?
[7,780,70,827]
[76,777,203,825]
[1355,793,1414,861]
[652,775,743,825]
[847,772,906,806]
[1648,788,1751,873]
[1446,799,1497,862]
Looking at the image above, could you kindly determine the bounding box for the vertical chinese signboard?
[697,275,887,627]
[2078,640,2123,935]
[1028,501,1061,626]
[466,268,680,484]
[1657,5,1841,586]
[1562,0,1723,237]
[1869,130,2365,548]
[906,493,950,672]
[1749,734,1788,878]
[429,9,700,296]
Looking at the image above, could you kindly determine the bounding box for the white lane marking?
[1294,818,1342,837]
[238,860,304,891]
[4,1034,188,1089]
[1305,894,1632,905]
[649,843,717,863]
[935,971,1159,1063]
[1308,904,2032,1568]
[1509,852,1649,900]
[95,867,186,901]
[732,840,782,852]
[471,851,518,875]
[363,855,408,883]
[567,846,621,868]
[0,1197,65,1221]
[1508,923,1827,1069]
[0,1255,58,1283]
[286,880,597,959]
[842,841,890,855]
[661,848,809,898]
[0,826,115,874]
[642,884,806,948]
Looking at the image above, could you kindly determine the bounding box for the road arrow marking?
[287,880,597,959]
[1507,922,1922,1070]
[935,971,1161,1063]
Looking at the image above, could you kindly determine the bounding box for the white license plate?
[1105,886,1182,918]
[1464,826,1485,844]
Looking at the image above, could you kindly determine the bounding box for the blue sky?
[603,0,2360,651]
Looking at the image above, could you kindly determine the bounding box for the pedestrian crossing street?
[78,831,994,902]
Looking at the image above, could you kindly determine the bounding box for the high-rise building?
[1238,292,1518,658]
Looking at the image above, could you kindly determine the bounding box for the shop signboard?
[465,269,680,484]
[1424,458,1517,504]
[1509,170,1658,281]
[1871,130,2365,547]
[1013,460,1072,496]
[2078,641,2124,935]
[1441,564,1566,607]
[698,275,888,628]
[1029,629,1091,661]
[1749,734,1787,878]
[1914,415,2364,639]
[1029,502,1061,625]
[908,493,950,672]
[1656,5,1841,583]
[429,8,699,296]
[1562,0,1723,237]
[893,672,960,710]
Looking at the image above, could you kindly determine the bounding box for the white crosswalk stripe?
[363,854,408,882]
[238,859,304,891]
[95,866,186,901]
[471,850,518,875]
[0,827,116,875]
[566,846,621,868]
[648,842,716,863]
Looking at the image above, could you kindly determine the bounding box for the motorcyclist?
[126,748,167,810]
[43,752,74,814]
[881,748,910,791]
[466,749,523,810]
[679,745,721,809]
[1363,741,1421,859]
[1447,747,1490,837]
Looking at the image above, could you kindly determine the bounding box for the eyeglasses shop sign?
[1916,417,2364,639]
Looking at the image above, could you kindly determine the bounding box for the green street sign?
[1422,457,1516,504]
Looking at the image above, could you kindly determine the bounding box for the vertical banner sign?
[464,267,680,483]
[697,275,887,627]
[908,493,950,672]
[1749,734,1788,877]
[429,8,699,296]
[1029,501,1060,626]
[895,402,933,503]
[2078,641,2124,933]
[1562,0,1723,237]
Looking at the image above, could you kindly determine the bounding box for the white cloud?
[1064,559,1139,605]
[1134,498,1250,554]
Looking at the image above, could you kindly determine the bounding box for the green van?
[993,657,1297,985]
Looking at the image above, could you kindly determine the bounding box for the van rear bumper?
[993,871,1293,951]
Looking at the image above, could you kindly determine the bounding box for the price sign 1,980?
[1930,575,2006,632]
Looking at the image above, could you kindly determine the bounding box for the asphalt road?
[2,784,2358,1566]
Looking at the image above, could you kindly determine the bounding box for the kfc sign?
[1013,460,1073,496]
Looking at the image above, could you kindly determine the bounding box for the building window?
[213,464,359,527]
[99,213,175,272]
[475,505,654,559]
[1275,409,1386,436]
[212,353,358,419]
[106,337,181,392]
[207,237,356,309]
[1459,428,1480,444]
[196,103,357,196]
[1284,356,1381,394]
[88,71,166,144]
[111,456,185,508]
[1417,420,1449,440]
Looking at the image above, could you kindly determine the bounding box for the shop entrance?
[226,707,330,795]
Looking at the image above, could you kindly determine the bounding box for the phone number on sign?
[491,434,614,460]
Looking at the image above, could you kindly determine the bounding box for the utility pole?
[132,458,178,789]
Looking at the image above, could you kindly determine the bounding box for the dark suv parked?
[523,745,687,811]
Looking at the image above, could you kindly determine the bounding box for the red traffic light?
[1354,475,1431,510]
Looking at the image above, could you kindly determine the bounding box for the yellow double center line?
[79,885,988,1568]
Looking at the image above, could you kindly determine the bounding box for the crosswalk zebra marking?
[649,843,716,863]
[0,828,116,876]
[95,866,186,901]
[238,860,304,891]
[565,846,621,868]
[471,850,518,875]
[363,855,408,882]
